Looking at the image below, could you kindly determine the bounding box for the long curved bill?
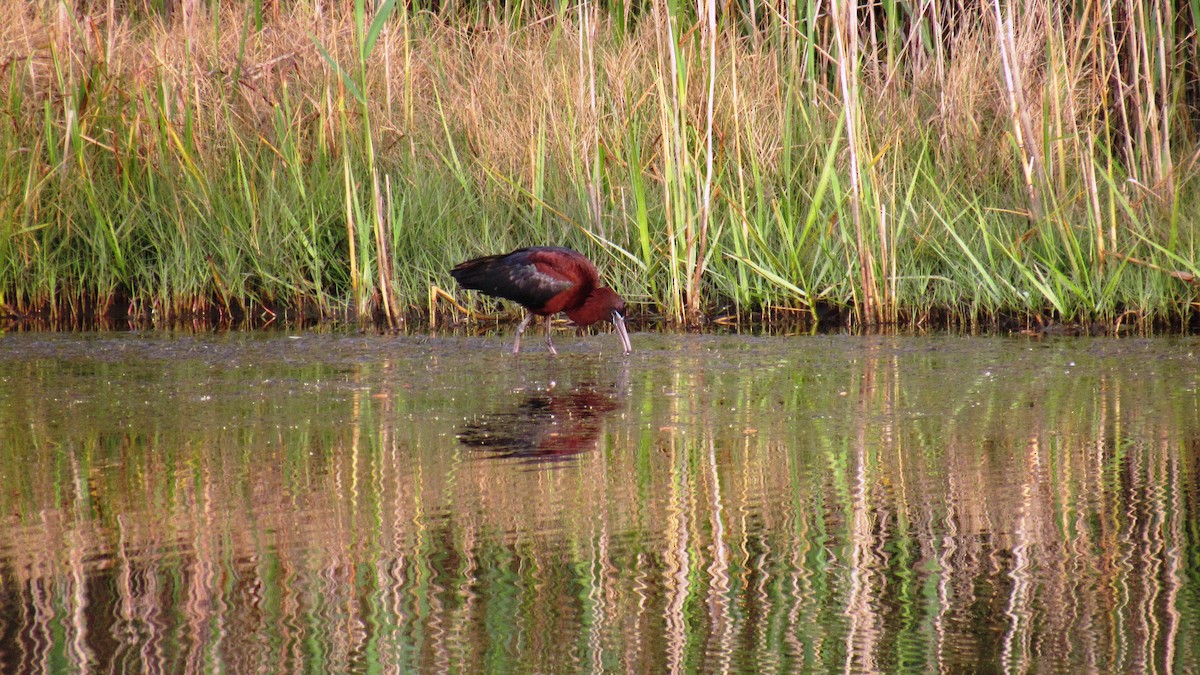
[612,311,633,355]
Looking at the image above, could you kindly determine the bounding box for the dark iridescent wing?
[450,247,576,309]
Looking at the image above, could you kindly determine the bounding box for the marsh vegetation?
[2,0,1198,330]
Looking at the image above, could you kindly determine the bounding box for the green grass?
[1,1,1197,330]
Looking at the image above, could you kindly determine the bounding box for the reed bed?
[1,0,1197,329]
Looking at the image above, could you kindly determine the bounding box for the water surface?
[1,332,1198,672]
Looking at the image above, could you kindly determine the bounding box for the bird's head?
[566,287,632,354]
[600,288,627,319]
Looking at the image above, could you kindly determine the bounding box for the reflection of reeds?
[0,341,1198,669]
[663,384,691,674]
[844,351,882,672]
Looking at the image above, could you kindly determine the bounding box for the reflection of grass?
[0,339,1197,669]
[2,3,1198,328]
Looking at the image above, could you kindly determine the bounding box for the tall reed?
[1,0,1197,329]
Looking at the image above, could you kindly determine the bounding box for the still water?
[0,331,1197,672]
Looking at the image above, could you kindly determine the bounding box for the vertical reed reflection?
[704,435,733,674]
[664,368,693,674]
[0,335,1198,671]
[844,352,882,673]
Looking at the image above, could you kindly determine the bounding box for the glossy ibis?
[450,246,632,355]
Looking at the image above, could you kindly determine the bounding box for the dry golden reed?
[2,0,1196,327]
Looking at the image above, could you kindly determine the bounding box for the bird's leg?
[513,312,535,354]
[545,315,558,355]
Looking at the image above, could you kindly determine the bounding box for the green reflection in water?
[0,333,1198,672]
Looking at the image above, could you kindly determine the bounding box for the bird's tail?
[449,255,506,292]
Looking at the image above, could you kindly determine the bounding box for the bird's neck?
[565,290,610,327]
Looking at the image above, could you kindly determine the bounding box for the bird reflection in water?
[457,381,623,466]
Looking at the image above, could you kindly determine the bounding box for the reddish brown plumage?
[450,247,632,354]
